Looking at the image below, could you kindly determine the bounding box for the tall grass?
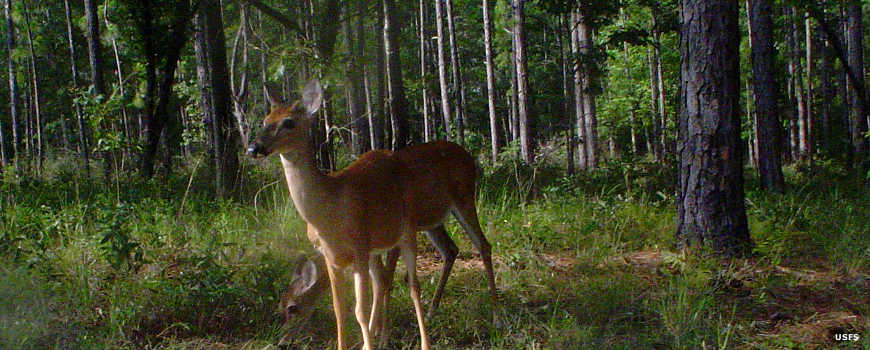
[0,155,867,348]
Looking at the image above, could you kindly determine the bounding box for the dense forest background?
[0,0,868,349]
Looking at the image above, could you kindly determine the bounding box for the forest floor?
[1,156,868,349]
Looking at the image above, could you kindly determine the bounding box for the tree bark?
[420,0,431,142]
[345,0,368,155]
[4,0,20,172]
[558,14,573,173]
[383,0,408,150]
[445,0,465,145]
[651,12,667,157]
[434,0,452,139]
[22,0,42,170]
[647,46,661,159]
[509,22,519,145]
[84,0,104,96]
[788,7,810,163]
[513,0,532,163]
[820,29,833,152]
[748,0,785,192]
[197,0,238,195]
[64,0,89,176]
[805,13,814,163]
[571,10,587,169]
[229,6,250,150]
[845,1,868,164]
[483,0,499,162]
[676,0,751,255]
[576,10,596,168]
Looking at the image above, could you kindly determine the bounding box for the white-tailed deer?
[281,221,497,343]
[247,80,495,350]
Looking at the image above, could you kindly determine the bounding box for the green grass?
[0,156,868,349]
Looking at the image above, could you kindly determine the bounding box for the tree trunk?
[194,14,215,161]
[483,0,499,162]
[647,46,661,159]
[64,0,89,176]
[676,0,751,255]
[846,1,868,164]
[513,0,532,163]
[383,0,408,150]
[445,0,465,145]
[789,7,810,163]
[558,14,573,171]
[4,0,20,173]
[372,4,385,150]
[651,13,667,157]
[509,24,519,145]
[571,10,587,169]
[84,0,104,96]
[805,13,814,164]
[198,0,238,195]
[434,0,452,139]
[623,39,637,156]
[22,0,42,171]
[820,30,833,153]
[420,0,431,142]
[748,0,785,192]
[136,0,195,179]
[577,10,596,168]
[105,2,129,147]
[229,6,250,150]
[785,9,799,163]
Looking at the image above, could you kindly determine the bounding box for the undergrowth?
[0,154,867,349]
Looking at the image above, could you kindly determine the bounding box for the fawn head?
[279,253,329,321]
[247,79,322,159]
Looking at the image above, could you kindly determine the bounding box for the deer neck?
[278,142,337,228]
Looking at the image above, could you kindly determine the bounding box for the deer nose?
[246,143,265,157]
[285,303,299,315]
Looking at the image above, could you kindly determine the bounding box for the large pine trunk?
[846,1,868,163]
[748,0,785,192]
[676,0,751,255]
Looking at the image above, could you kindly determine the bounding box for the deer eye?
[280,118,295,130]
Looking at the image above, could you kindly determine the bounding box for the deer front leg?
[353,253,374,350]
[325,261,347,350]
[400,235,431,350]
[424,225,459,318]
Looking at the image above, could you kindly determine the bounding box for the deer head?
[279,253,329,321]
[246,80,322,159]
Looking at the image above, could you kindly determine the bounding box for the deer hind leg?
[451,204,498,315]
[400,234,431,350]
[325,261,347,350]
[352,253,374,350]
[376,248,401,348]
[423,224,459,318]
[368,255,386,340]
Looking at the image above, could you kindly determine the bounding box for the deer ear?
[301,79,322,116]
[292,258,319,294]
[264,85,284,110]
